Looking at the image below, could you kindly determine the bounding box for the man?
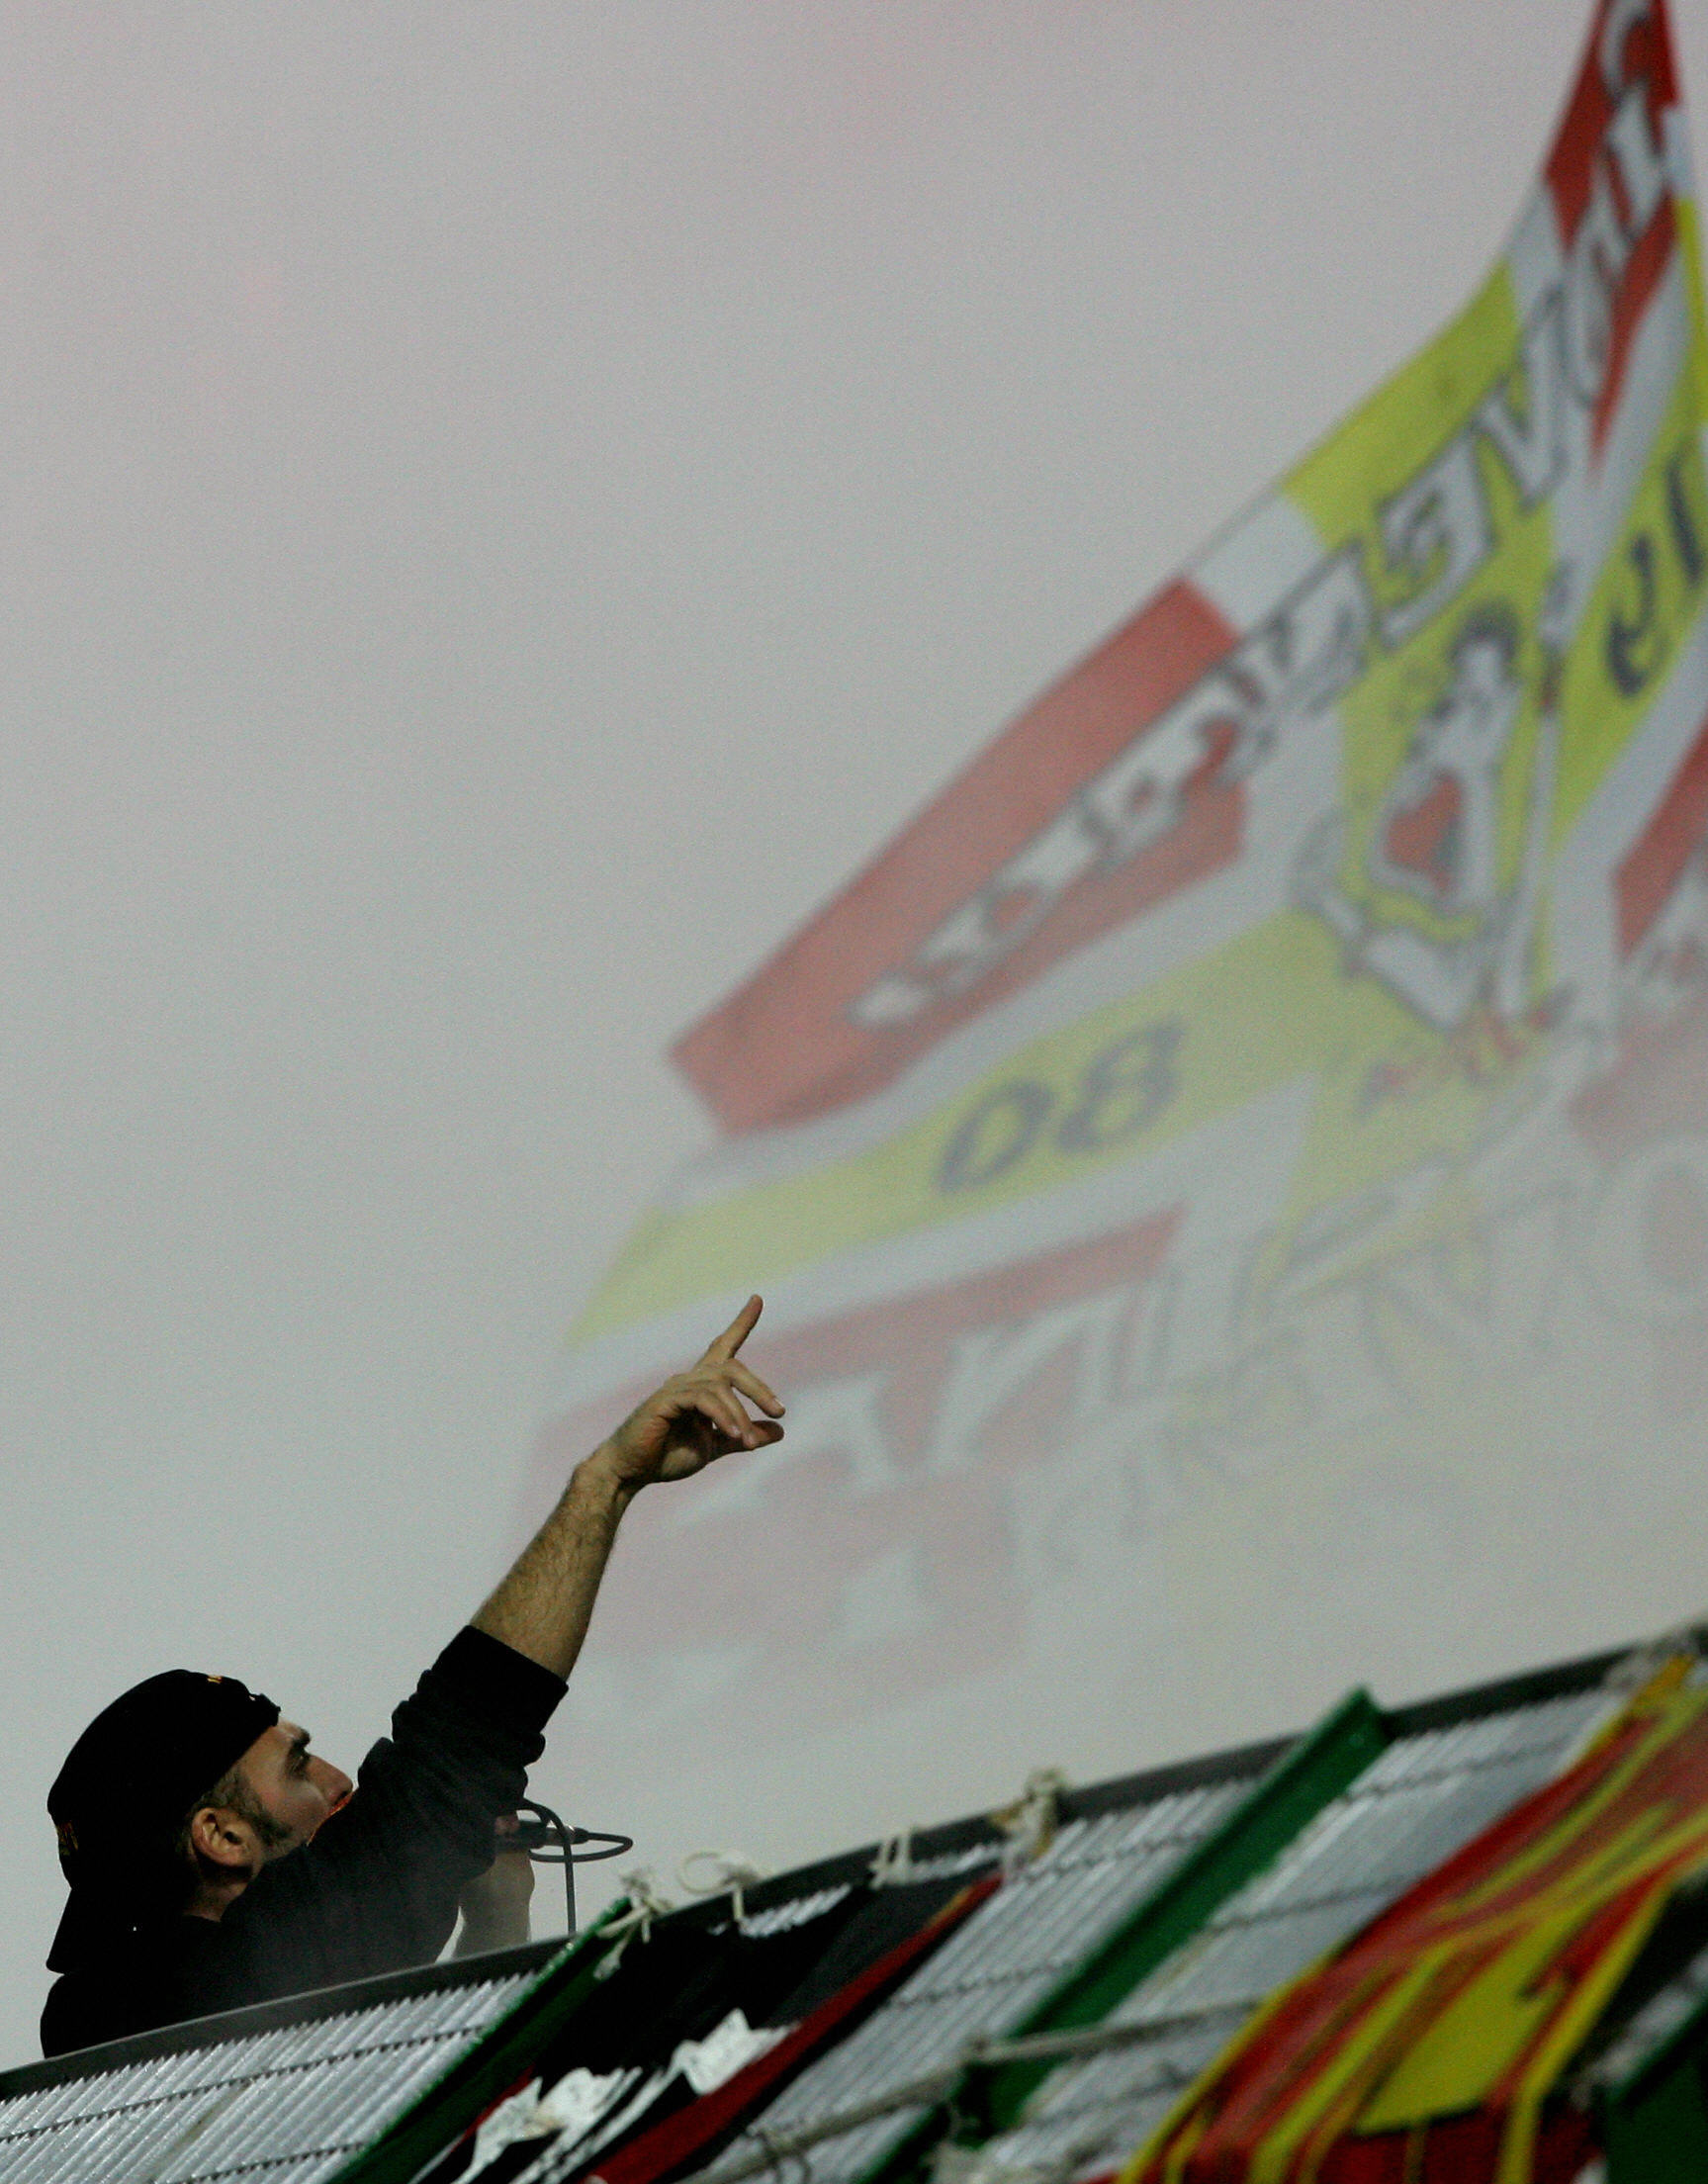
[41,1297,784,2057]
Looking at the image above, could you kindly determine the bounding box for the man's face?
[235,1721,353,1856]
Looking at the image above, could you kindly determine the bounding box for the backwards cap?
[47,1669,279,1972]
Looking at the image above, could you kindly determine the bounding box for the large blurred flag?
[536,0,1708,1776]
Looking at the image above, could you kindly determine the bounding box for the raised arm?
[471,1295,784,1681]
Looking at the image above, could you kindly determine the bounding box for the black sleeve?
[212,1628,566,2005]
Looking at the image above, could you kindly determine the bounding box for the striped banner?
[1120,1663,1708,2184]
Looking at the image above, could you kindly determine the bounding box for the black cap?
[47,1670,280,1971]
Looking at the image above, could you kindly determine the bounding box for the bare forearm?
[454,1859,533,1956]
[471,1298,782,1681]
[472,1450,635,1680]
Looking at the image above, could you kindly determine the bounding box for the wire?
[510,1799,633,1936]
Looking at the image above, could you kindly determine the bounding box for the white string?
[592,1867,676,1981]
[989,1769,1067,1877]
[869,1828,917,1887]
[677,1848,767,1925]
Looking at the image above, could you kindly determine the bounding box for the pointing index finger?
[703,1294,764,1364]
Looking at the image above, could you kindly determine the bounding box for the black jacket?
[41,1627,565,2057]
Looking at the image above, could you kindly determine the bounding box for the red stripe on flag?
[1544,0,1678,234]
[523,1208,1181,1729]
[1591,194,1675,456]
[1615,703,1708,956]
[1543,0,1681,458]
[673,581,1238,1135]
[528,1202,1182,1528]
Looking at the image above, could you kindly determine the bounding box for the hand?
[471,1300,787,1684]
[593,1296,785,1494]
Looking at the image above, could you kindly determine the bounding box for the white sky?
[2,0,1705,2067]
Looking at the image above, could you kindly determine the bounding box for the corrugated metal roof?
[0,1966,535,2184]
[9,1648,1700,2184]
[692,1776,1256,2184]
[939,1686,1609,2184]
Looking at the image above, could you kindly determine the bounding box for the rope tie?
[592,1867,676,1981]
[748,2123,814,2184]
[678,1849,767,1925]
[869,1828,918,1887]
[989,1769,1067,1876]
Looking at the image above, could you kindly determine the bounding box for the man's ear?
[187,1806,255,1870]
